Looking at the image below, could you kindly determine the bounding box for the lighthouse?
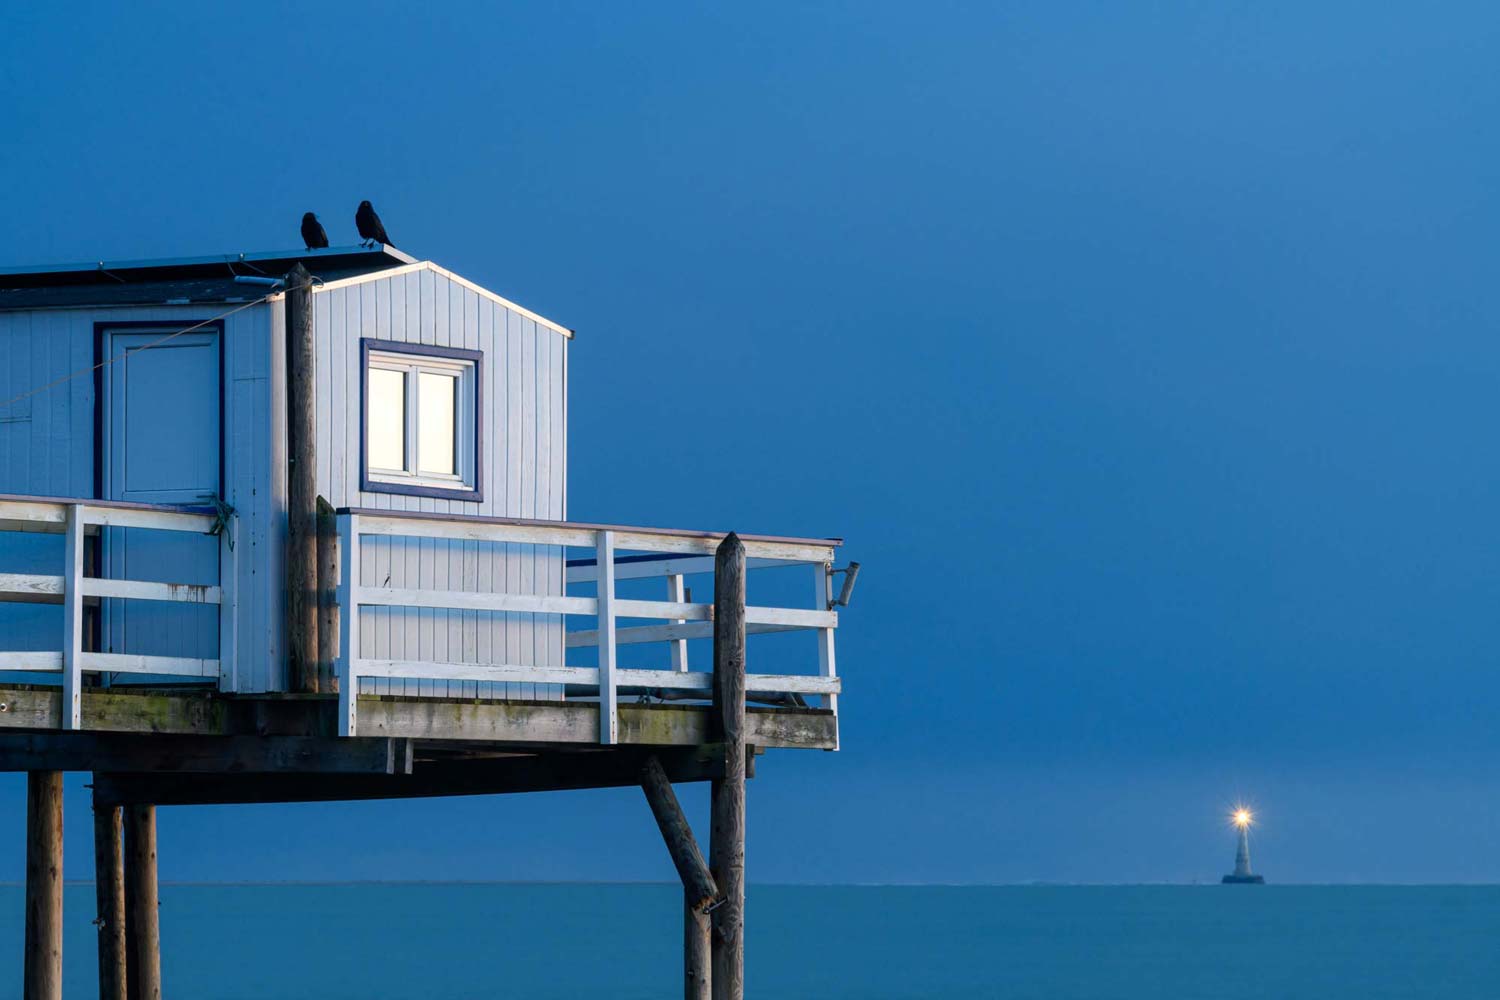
[1221,807,1266,884]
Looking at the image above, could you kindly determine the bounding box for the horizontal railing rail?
[335,508,843,745]
[0,495,237,729]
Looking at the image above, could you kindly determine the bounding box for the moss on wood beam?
[0,686,837,750]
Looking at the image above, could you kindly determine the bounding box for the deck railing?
[335,508,843,743]
[0,495,843,744]
[0,495,236,729]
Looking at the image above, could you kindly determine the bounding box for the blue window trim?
[359,338,484,503]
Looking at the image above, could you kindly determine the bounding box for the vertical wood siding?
[311,269,568,700]
[0,304,281,691]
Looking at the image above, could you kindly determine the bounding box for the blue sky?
[3,1,1500,883]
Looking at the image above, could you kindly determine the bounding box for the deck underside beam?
[0,685,837,750]
[92,745,741,806]
[0,732,413,775]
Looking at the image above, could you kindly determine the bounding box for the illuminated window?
[362,340,482,501]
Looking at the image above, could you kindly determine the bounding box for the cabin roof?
[0,245,407,311]
[0,245,574,336]
[0,245,414,287]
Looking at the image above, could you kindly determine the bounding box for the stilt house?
[0,244,852,998]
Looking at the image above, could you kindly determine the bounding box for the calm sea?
[2,884,1497,998]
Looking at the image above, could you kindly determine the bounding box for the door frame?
[91,320,226,667]
[92,320,226,501]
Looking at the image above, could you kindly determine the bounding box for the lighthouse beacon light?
[1222,804,1266,885]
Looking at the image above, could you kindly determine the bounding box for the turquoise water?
[2,884,1497,998]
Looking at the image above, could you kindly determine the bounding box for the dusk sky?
[3,2,1499,884]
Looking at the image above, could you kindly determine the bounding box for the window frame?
[359,338,484,503]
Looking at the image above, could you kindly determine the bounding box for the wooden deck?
[0,495,846,753]
[0,684,835,749]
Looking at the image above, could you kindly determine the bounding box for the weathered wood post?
[316,496,340,693]
[640,754,720,1000]
[123,805,162,1000]
[24,771,63,1000]
[285,262,318,693]
[685,894,711,1000]
[710,533,747,1000]
[93,793,127,1000]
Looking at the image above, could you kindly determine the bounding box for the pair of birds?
[301,201,392,250]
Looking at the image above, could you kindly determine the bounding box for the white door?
[100,329,221,672]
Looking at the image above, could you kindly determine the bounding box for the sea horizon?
[8,878,1500,887]
[5,882,1497,998]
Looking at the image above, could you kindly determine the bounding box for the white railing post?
[596,529,618,744]
[667,573,689,672]
[60,504,85,730]
[814,562,839,749]
[218,515,238,693]
[337,513,361,736]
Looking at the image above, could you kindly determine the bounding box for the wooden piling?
[641,755,719,910]
[285,262,318,693]
[23,771,63,1000]
[686,891,711,1000]
[93,795,127,1000]
[709,533,747,1000]
[640,752,719,1000]
[123,805,161,1000]
[316,496,340,693]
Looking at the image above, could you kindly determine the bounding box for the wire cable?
[0,275,318,412]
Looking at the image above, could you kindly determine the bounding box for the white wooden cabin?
[0,246,844,747]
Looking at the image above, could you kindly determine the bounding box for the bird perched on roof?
[301,212,329,250]
[355,201,393,248]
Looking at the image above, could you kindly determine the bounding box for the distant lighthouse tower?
[1221,807,1265,884]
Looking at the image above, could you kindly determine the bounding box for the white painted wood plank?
[77,652,219,677]
[0,500,68,533]
[608,600,834,629]
[567,555,804,583]
[0,573,64,603]
[79,506,216,533]
[461,288,481,697]
[609,530,837,563]
[505,308,523,697]
[355,586,594,615]
[355,514,598,548]
[666,574,689,672]
[614,668,841,695]
[535,315,551,524]
[0,652,63,671]
[567,621,805,648]
[61,504,84,728]
[552,332,566,519]
[349,514,836,564]
[596,530,617,744]
[402,508,419,697]
[80,578,222,604]
[518,318,538,685]
[356,659,597,685]
[398,270,421,697]
[814,562,840,746]
[338,514,361,735]
[420,267,436,346]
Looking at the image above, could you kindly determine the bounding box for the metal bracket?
[826,562,861,610]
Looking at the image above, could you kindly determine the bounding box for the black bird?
[355,200,393,248]
[301,212,329,250]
